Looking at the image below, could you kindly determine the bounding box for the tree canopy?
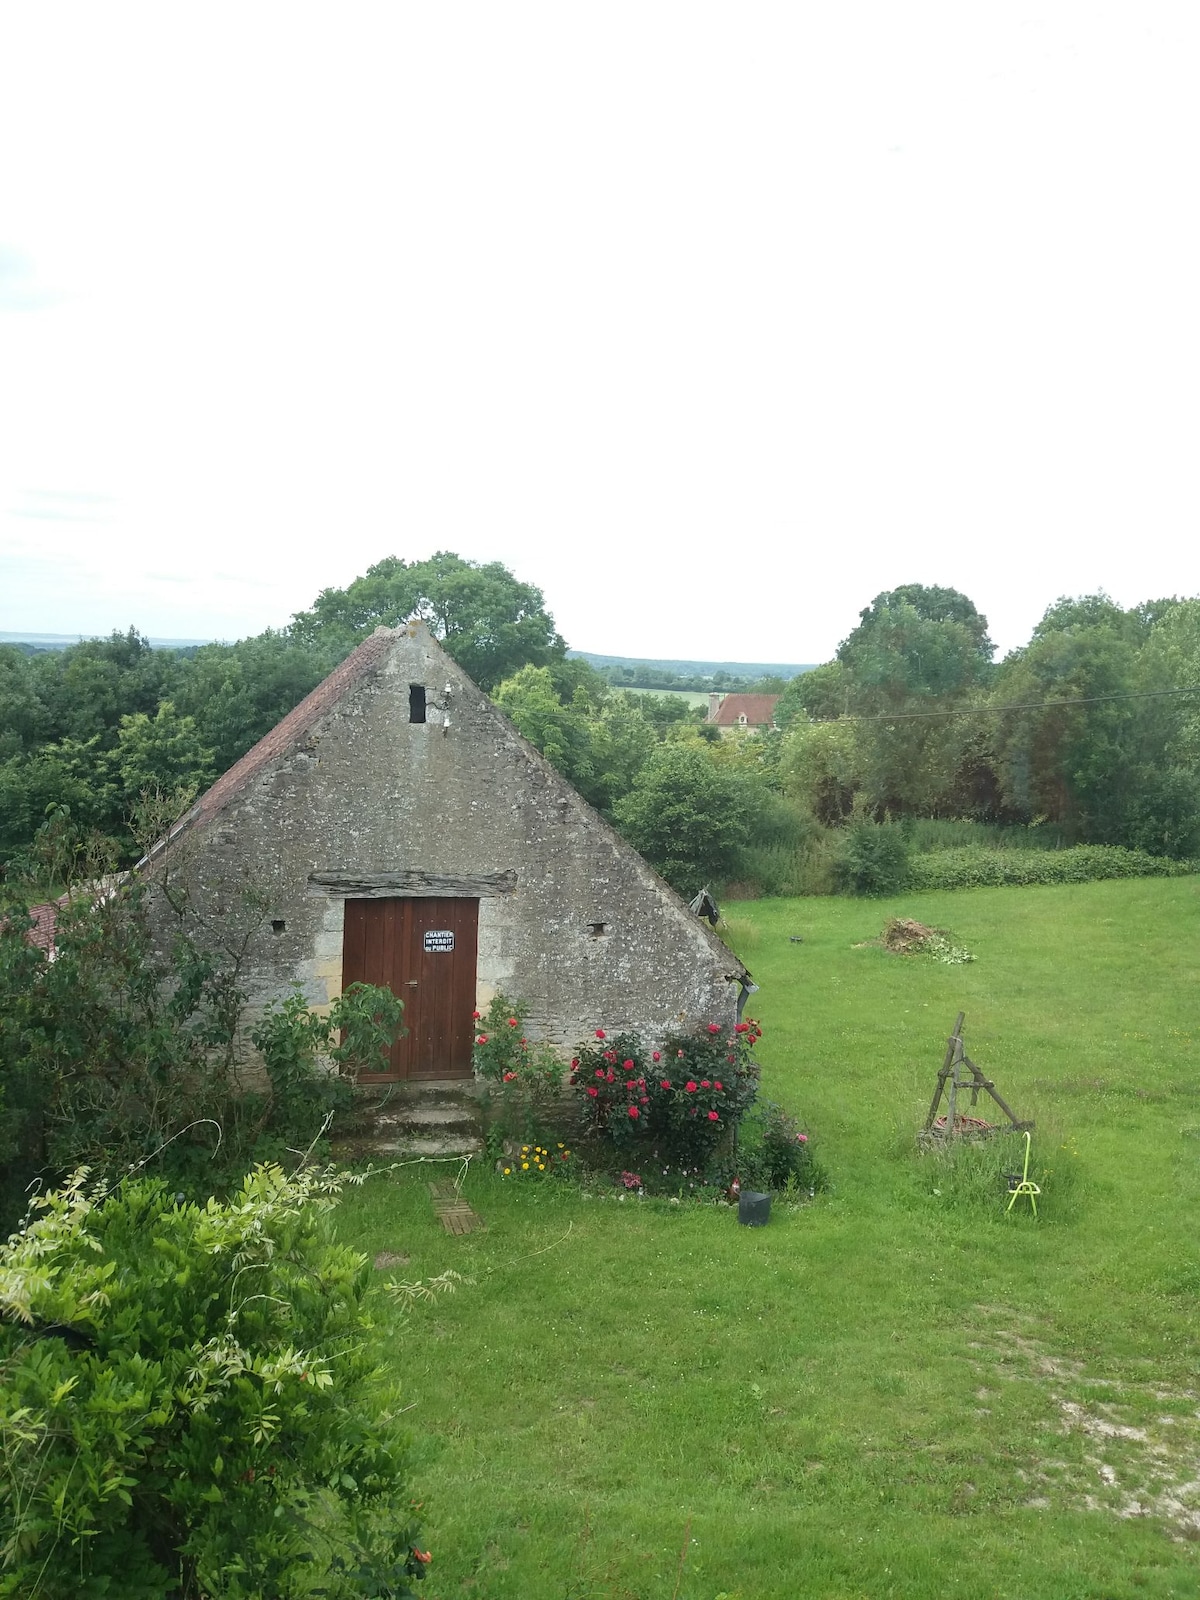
[291,551,565,690]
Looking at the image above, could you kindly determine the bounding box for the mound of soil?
[882,918,940,953]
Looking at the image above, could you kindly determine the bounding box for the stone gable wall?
[148,626,745,1052]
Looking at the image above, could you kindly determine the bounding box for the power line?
[810,685,1200,725]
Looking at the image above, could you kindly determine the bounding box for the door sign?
[423,929,455,953]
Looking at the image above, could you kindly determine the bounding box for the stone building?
[143,621,750,1083]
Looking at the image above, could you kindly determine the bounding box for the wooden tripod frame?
[923,1012,1033,1137]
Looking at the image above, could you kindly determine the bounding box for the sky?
[1,3,1198,665]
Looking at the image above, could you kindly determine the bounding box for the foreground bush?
[907,843,1196,891]
[0,1164,440,1599]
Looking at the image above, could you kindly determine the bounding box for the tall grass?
[903,817,1072,852]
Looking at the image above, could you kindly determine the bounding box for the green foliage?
[569,1018,762,1174]
[736,1099,827,1194]
[249,983,405,1150]
[0,846,405,1226]
[832,821,911,896]
[291,551,565,691]
[611,742,754,897]
[0,1164,438,1598]
[472,993,565,1145]
[907,843,1195,891]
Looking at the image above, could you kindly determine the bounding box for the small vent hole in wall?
[409,684,427,723]
[589,921,607,937]
[271,920,286,934]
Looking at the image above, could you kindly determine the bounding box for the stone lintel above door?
[309,869,517,899]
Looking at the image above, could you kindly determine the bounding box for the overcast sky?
[2,3,1198,665]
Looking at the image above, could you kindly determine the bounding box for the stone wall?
[145,623,747,1056]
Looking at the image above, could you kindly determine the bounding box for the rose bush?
[568,1018,763,1173]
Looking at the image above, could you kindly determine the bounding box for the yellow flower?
[503,1167,511,1175]
[521,1162,529,1170]
[557,1143,564,1149]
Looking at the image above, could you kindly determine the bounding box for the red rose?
[660,1079,671,1089]
[570,1058,579,1068]
[476,1034,488,1045]
[473,1010,481,1019]
[735,1022,748,1033]
[507,1017,519,1027]
[685,1081,697,1093]
[628,1105,640,1118]
[640,1095,649,1104]
[714,1081,723,1090]
[587,1086,598,1097]
[595,1069,605,1079]
[700,1080,711,1089]
[606,1070,615,1083]
[623,1059,634,1069]
[707,1023,721,1034]
[625,1080,636,1089]
[707,1110,719,1121]
[595,1029,606,1039]
[652,1051,661,1062]
[502,1071,516,1082]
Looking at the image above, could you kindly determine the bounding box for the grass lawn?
[337,877,1200,1599]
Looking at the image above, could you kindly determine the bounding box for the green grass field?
[614,686,712,709]
[338,878,1200,1599]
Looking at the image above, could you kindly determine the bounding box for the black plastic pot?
[738,1190,771,1227]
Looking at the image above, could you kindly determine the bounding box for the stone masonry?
[143,621,749,1062]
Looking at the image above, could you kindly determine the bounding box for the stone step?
[355,1133,485,1159]
[372,1104,480,1131]
[355,1077,484,1105]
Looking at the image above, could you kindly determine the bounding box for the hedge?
[907,844,1197,891]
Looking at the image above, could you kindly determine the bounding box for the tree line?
[2,562,1198,893]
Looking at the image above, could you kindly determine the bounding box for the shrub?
[0,1164,443,1598]
[569,1018,762,1174]
[736,1099,828,1194]
[248,981,405,1152]
[907,843,1195,891]
[832,821,911,895]
[472,992,565,1145]
[0,870,406,1225]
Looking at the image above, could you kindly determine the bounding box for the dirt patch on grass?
[968,1306,1200,1538]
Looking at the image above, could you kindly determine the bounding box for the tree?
[990,594,1200,854]
[114,701,216,802]
[611,742,753,895]
[291,552,565,690]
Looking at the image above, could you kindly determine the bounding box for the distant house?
[24,896,66,958]
[706,693,781,734]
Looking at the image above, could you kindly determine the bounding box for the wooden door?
[341,897,479,1080]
